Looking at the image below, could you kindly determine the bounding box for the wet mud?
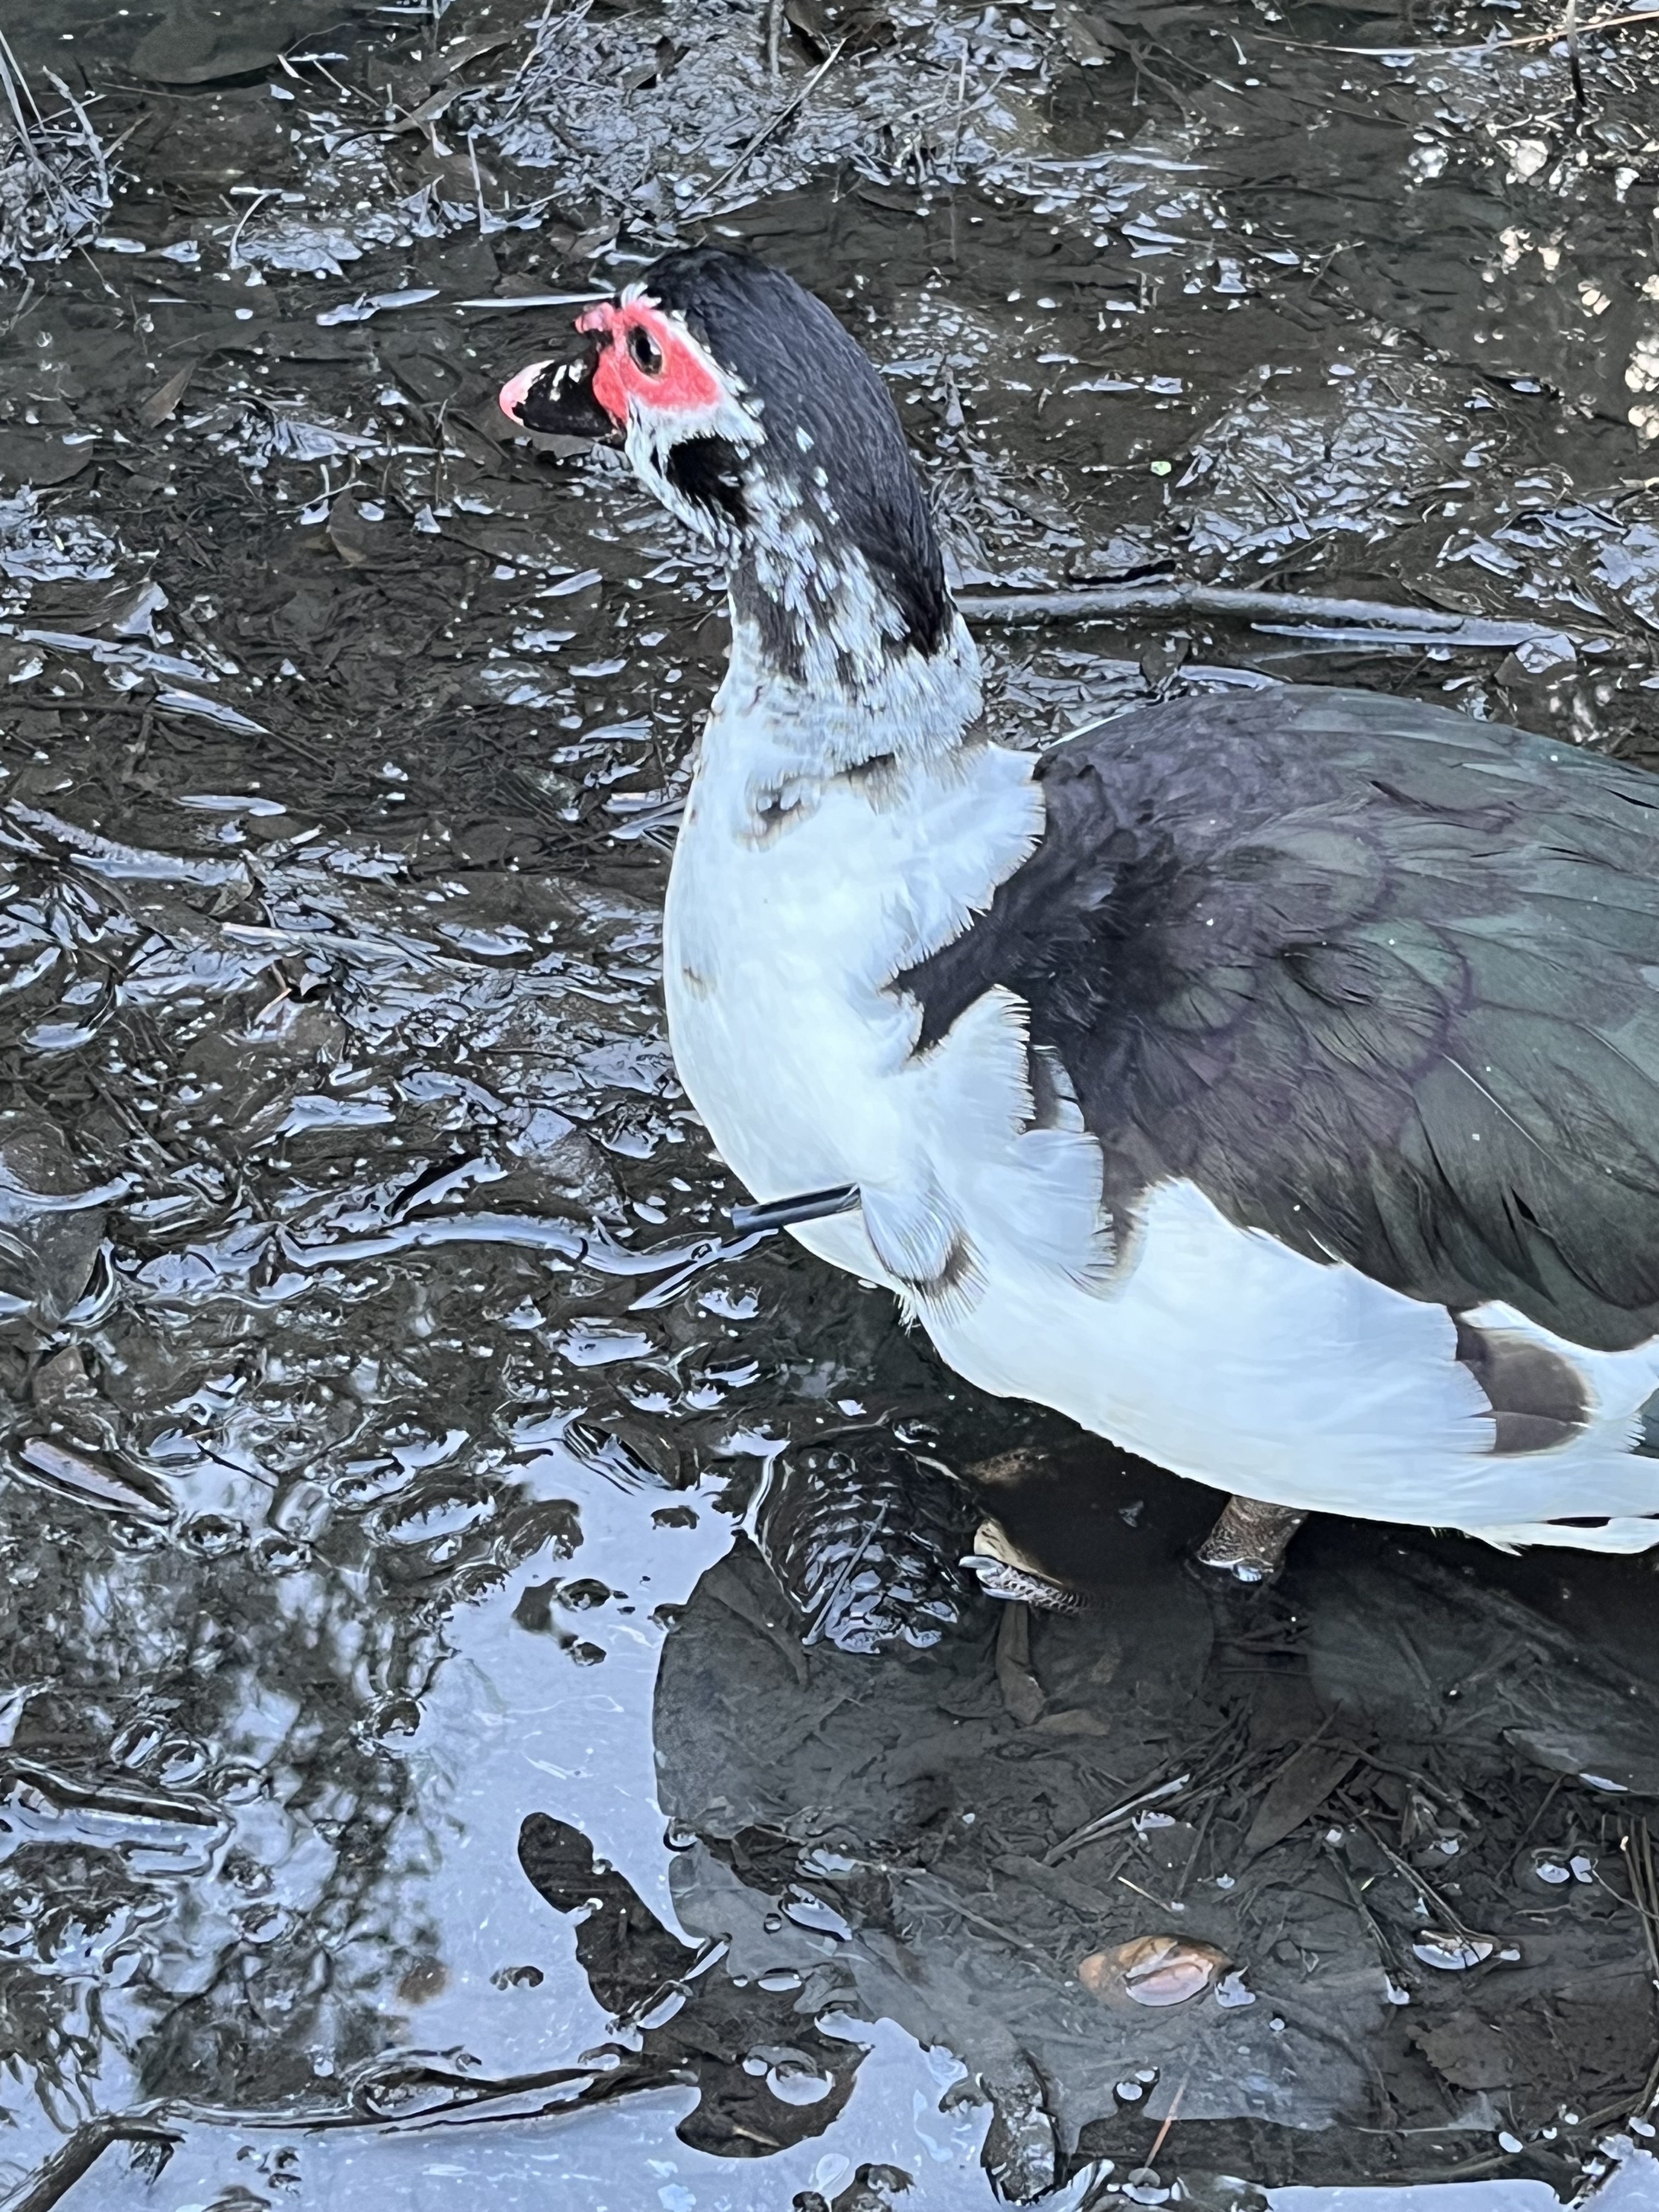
[3,0,1659,2204]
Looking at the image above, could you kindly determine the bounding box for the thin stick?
[1621,1819,1659,1990]
[0,29,46,136]
[684,37,845,215]
[1563,0,1587,104]
[801,1501,889,1647]
[1259,4,1659,55]
[1173,1791,1220,1901]
[4,2118,178,2212]
[949,43,969,173]
[1045,1771,1191,1864]
[956,582,1596,650]
[1115,1870,1181,1913]
[1343,1801,1485,1942]
[44,70,109,203]
[466,125,492,234]
[1146,2075,1188,2166]
[904,1870,1040,1951]
[227,187,279,269]
[1515,1771,1564,1849]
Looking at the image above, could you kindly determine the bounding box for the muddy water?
[3,1,1659,2206]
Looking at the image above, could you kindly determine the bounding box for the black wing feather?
[896,687,1659,1352]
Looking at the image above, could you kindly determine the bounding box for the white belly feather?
[664,716,1659,1551]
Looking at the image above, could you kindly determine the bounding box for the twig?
[1622,1819,1659,1991]
[1173,1791,1220,1901]
[1515,1771,1565,1849]
[684,37,846,215]
[956,582,1595,650]
[1116,1869,1182,1914]
[1342,1799,1485,1942]
[1259,4,1659,55]
[904,1870,1039,1952]
[1146,2075,1188,2166]
[1563,0,1588,104]
[2,2116,178,2212]
[801,1500,889,1647]
[226,187,279,270]
[1330,1847,1405,1977]
[466,126,493,234]
[459,291,607,310]
[1044,1771,1190,1864]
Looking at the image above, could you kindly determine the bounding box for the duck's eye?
[628,324,664,376]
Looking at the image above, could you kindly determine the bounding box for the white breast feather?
[665,644,1659,1553]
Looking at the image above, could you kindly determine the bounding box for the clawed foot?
[1195,1493,1307,1582]
[961,1517,1091,1614]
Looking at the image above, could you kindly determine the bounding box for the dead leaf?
[13,1438,172,1523]
[1031,1708,1113,1737]
[0,433,98,488]
[785,0,893,55]
[133,0,336,83]
[1409,2012,1513,2090]
[388,83,466,136]
[1504,1723,1659,1798]
[326,492,375,567]
[1242,1740,1358,1858]
[995,1601,1046,1726]
[431,28,516,77]
[622,35,686,89]
[1056,3,1129,61]
[139,361,195,428]
[995,1852,1118,1916]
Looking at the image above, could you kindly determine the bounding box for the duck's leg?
[962,1491,1308,1607]
[1195,1493,1307,1582]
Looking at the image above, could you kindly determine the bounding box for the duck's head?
[499,248,953,680]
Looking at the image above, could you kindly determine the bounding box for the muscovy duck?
[501,246,1659,1589]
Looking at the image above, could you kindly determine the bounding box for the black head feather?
[641,247,950,659]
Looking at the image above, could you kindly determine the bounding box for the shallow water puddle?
[2,0,1659,2203]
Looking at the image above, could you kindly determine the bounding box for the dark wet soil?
[3,0,1659,2205]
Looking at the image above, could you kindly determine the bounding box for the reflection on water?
[2,0,1659,2202]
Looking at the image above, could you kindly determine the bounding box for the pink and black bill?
[498,349,622,442]
[498,249,952,659]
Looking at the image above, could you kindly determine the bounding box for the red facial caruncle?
[577,298,724,425]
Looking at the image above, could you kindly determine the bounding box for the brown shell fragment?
[1079,1935,1229,2011]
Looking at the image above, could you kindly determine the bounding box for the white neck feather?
[705,591,984,814]
[664,441,974,797]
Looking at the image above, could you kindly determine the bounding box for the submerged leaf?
[139,362,196,428]
[12,1437,173,1523]
[1243,1740,1358,1857]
